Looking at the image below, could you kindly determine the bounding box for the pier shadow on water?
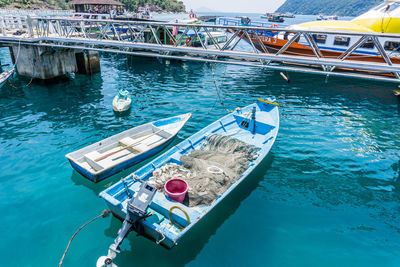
[102,154,274,267]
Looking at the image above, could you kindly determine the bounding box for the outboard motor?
[97,182,157,267]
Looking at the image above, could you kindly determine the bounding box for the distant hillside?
[0,0,185,12]
[0,0,69,9]
[276,0,381,16]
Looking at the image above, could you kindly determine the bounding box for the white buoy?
[112,89,131,113]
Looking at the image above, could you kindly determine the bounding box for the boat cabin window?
[312,34,327,44]
[384,3,400,12]
[333,36,350,46]
[217,36,227,43]
[373,3,386,10]
[384,41,400,51]
[206,36,227,45]
[360,37,375,49]
[373,2,400,12]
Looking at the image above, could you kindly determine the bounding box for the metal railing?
[0,9,73,17]
[1,15,400,83]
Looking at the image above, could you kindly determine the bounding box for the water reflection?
[397,94,400,115]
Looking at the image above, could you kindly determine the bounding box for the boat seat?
[85,145,139,171]
[84,151,104,171]
[119,137,143,153]
[119,134,165,154]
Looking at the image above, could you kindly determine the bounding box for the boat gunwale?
[65,113,192,176]
[99,100,279,246]
[172,102,280,242]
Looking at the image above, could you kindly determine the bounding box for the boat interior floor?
[149,134,259,207]
[81,128,170,172]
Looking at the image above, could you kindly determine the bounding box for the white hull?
[66,113,192,182]
[112,95,131,113]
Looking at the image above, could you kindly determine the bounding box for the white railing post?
[0,17,5,36]
[26,15,33,38]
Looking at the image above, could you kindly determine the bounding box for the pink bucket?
[164,178,188,202]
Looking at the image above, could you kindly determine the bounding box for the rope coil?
[168,206,190,230]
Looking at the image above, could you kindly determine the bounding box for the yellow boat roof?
[295,20,375,32]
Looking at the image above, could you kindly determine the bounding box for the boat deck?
[81,132,167,172]
[100,101,279,248]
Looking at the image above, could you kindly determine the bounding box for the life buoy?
[271,23,279,33]
[186,37,192,46]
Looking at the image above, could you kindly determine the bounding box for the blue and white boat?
[112,89,131,113]
[0,68,14,89]
[99,99,279,249]
[66,113,192,182]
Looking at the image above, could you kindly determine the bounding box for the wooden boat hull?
[66,113,191,182]
[236,31,400,76]
[99,99,279,248]
[246,33,400,64]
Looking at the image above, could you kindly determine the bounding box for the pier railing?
[1,15,400,83]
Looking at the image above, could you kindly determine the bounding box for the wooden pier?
[0,14,400,82]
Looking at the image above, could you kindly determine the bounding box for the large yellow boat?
[352,0,400,33]
[246,0,400,68]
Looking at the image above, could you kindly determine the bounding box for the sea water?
[0,14,399,267]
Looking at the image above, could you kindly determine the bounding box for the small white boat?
[112,89,131,113]
[316,14,338,20]
[0,68,14,89]
[66,113,192,182]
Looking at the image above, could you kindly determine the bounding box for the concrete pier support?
[11,45,77,79]
[75,51,101,75]
[10,45,101,80]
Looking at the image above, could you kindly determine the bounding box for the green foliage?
[276,0,382,16]
[0,0,185,12]
[0,0,12,7]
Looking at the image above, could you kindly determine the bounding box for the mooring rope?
[207,62,233,113]
[6,39,34,89]
[7,76,33,89]
[59,210,111,267]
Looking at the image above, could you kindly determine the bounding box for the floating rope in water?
[59,210,111,267]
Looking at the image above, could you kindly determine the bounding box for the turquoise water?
[1,15,400,267]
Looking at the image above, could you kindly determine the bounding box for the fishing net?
[148,134,259,207]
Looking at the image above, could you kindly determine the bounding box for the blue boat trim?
[66,113,191,182]
[99,99,279,248]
